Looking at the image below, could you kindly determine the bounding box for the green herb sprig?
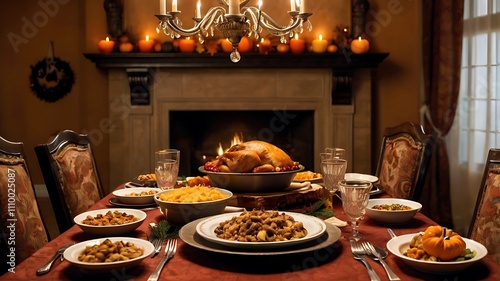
[305,197,334,218]
[148,220,179,241]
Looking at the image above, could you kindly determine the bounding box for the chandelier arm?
[258,12,303,34]
[241,7,260,34]
[165,7,226,37]
[217,0,251,9]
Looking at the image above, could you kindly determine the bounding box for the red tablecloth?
[1,186,497,281]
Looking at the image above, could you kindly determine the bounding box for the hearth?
[170,110,314,176]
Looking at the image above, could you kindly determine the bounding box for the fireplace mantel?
[84,52,388,69]
[86,52,388,191]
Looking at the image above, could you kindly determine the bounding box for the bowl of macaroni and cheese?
[154,186,233,226]
[73,208,147,236]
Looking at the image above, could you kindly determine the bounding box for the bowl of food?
[365,198,422,224]
[74,209,147,236]
[201,140,303,193]
[154,186,233,226]
[386,228,487,274]
[63,237,154,273]
[112,187,160,205]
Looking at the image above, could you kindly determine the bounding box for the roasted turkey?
[205,140,297,173]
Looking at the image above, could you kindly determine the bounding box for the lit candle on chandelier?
[290,0,296,11]
[195,1,201,18]
[172,0,178,12]
[159,0,166,14]
[299,0,307,13]
[229,0,239,15]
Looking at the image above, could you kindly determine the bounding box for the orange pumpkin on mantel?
[421,225,466,261]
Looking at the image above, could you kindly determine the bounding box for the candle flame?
[106,37,110,42]
[319,34,323,40]
[146,35,150,41]
[294,33,299,40]
[217,143,224,156]
[358,36,362,41]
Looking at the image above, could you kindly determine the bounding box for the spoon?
[372,245,388,260]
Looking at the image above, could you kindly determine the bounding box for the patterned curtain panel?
[421,0,464,228]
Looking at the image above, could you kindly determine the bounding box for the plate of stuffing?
[195,209,327,249]
[293,170,323,183]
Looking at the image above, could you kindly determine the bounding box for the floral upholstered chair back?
[35,130,104,233]
[52,143,102,219]
[0,137,49,269]
[469,148,500,263]
[375,122,435,201]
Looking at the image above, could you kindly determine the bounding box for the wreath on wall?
[29,56,75,103]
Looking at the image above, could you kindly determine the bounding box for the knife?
[36,243,75,275]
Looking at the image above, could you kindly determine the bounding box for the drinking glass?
[338,180,372,241]
[155,159,179,190]
[154,149,180,190]
[321,158,347,200]
[324,147,345,159]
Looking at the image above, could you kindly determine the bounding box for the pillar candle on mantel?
[138,35,155,53]
[289,34,305,54]
[98,37,115,53]
[350,37,370,54]
[179,37,196,53]
[312,34,328,53]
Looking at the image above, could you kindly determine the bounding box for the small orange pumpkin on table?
[421,225,466,261]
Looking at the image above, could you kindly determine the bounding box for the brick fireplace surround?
[85,52,387,189]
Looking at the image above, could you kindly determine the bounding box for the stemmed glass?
[321,158,347,201]
[324,147,345,159]
[338,179,372,241]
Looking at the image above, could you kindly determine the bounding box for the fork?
[150,238,163,258]
[350,240,381,281]
[362,241,401,281]
[147,239,177,281]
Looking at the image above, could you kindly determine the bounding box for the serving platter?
[180,217,340,255]
[195,212,327,249]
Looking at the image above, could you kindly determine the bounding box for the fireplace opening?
[170,110,314,177]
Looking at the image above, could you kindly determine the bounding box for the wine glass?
[324,147,345,159]
[338,179,372,241]
[321,158,347,201]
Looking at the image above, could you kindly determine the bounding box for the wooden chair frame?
[468,148,500,238]
[35,130,104,233]
[375,122,436,201]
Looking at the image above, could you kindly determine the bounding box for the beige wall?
[0,0,421,189]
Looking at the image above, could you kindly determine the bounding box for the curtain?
[421,0,464,228]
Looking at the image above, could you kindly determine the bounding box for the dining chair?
[468,148,500,263]
[0,136,49,274]
[374,122,436,201]
[35,130,104,233]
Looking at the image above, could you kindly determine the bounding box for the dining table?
[1,183,498,281]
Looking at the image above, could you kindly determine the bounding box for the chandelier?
[155,0,312,62]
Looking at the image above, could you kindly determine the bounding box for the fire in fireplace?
[170,110,314,176]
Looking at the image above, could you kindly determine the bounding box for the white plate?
[180,217,341,255]
[63,237,154,272]
[386,233,488,274]
[74,208,147,236]
[112,187,160,205]
[344,173,379,183]
[195,211,327,249]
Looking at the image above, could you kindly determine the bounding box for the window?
[448,0,500,235]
